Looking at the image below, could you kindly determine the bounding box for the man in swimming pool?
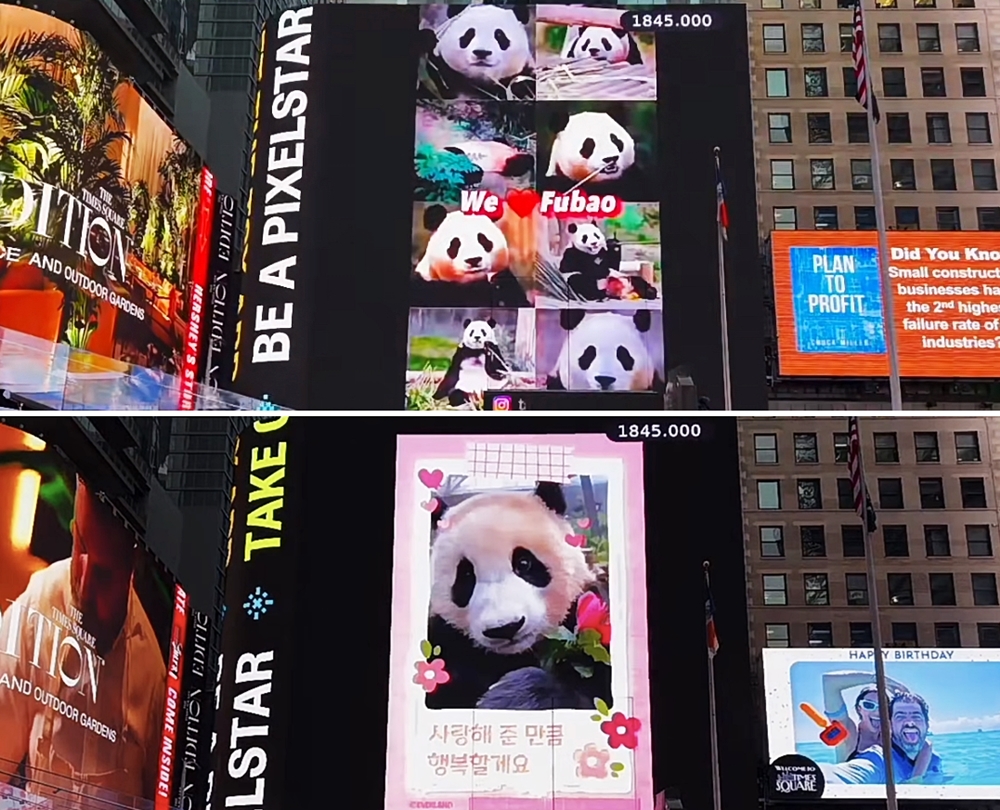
[821,670,908,763]
[821,693,944,785]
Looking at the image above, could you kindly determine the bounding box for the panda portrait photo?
[417,3,536,101]
[535,5,657,101]
[537,308,666,393]
[405,307,536,410]
[414,100,536,204]
[537,101,658,201]
[534,202,662,309]
[423,476,614,711]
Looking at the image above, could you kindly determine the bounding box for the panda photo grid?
[406,3,666,410]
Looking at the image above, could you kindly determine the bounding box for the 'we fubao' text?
[460,190,623,219]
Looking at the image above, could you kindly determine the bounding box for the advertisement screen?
[175,610,213,810]
[772,230,1000,379]
[232,3,765,411]
[386,434,653,809]
[199,193,240,390]
[0,423,177,805]
[0,6,214,382]
[763,648,1000,800]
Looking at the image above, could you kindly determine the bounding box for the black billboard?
[231,3,765,410]
[200,193,240,388]
[175,610,214,810]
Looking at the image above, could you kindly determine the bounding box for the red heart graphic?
[421,498,440,512]
[577,518,592,529]
[565,533,586,548]
[419,469,444,489]
[506,189,540,218]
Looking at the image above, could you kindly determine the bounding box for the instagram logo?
[493,395,512,411]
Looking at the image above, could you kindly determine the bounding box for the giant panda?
[411,204,530,308]
[558,221,619,301]
[425,481,612,711]
[442,141,534,179]
[560,25,643,65]
[434,317,509,406]
[546,309,665,392]
[419,4,535,100]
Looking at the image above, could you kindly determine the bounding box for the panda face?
[568,222,606,256]
[429,489,593,655]
[435,5,531,86]
[553,311,655,392]
[461,318,497,350]
[417,211,509,283]
[566,26,632,63]
[548,112,636,183]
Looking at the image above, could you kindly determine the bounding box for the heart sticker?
[437,518,451,530]
[506,189,540,218]
[577,518,592,529]
[418,469,444,490]
[421,498,440,512]
[565,533,586,548]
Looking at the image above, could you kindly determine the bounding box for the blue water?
[798,730,1000,785]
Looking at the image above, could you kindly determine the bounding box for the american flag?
[705,578,720,657]
[715,151,729,241]
[847,417,878,533]
[852,0,881,123]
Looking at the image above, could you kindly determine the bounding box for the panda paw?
[447,389,472,407]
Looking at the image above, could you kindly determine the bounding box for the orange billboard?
[772,230,1000,378]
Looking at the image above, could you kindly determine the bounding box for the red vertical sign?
[156,584,190,810]
[180,167,217,410]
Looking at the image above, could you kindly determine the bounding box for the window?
[878,0,898,6]
[797,479,822,509]
[878,478,904,508]
[878,23,902,52]
[754,433,778,463]
[847,113,870,144]
[855,207,877,230]
[954,0,975,6]
[978,623,1000,647]
[925,525,951,556]
[801,0,822,6]
[802,24,825,52]
[811,159,835,190]
[883,67,907,97]
[956,431,982,461]
[801,526,827,557]
[837,478,855,509]
[956,22,980,52]
[758,481,781,509]
[769,113,792,143]
[839,23,853,52]
[772,160,795,190]
[896,207,921,230]
[804,573,830,605]
[891,159,917,190]
[765,623,790,647]
[892,622,919,647]
[764,24,787,53]
[883,525,909,557]
[851,158,872,191]
[847,573,870,606]
[761,0,784,7]
[960,477,988,508]
[850,622,873,647]
[967,112,992,143]
[887,113,912,144]
[842,525,866,557]
[774,207,798,230]
[888,573,914,605]
[760,526,785,557]
[962,68,987,98]
[915,0,937,6]
[919,478,946,508]
[936,207,961,231]
[766,69,789,97]
[843,66,859,98]
[930,159,956,191]
[794,433,819,462]
[807,113,832,144]
[977,208,1000,230]
[804,68,828,97]
[967,525,993,557]
[874,432,899,462]
[914,431,940,462]
[971,160,997,191]
[763,575,788,606]
[935,623,960,647]
[808,623,834,647]
[834,433,850,463]
[921,67,947,97]
[917,23,941,52]
[930,573,957,605]
[972,572,999,606]
[814,206,839,229]
[927,113,951,144]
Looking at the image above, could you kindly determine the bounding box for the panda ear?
[446,5,465,19]
[633,309,652,333]
[487,317,497,328]
[509,4,530,25]
[548,109,570,134]
[463,318,472,328]
[624,33,643,65]
[424,204,448,233]
[534,481,567,516]
[418,27,438,56]
[560,309,587,332]
[431,498,449,531]
[567,223,578,234]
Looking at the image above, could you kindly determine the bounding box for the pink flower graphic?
[601,712,641,749]
[413,658,451,693]
[574,743,611,779]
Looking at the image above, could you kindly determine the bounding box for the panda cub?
[434,318,509,407]
[559,222,658,302]
[425,482,612,711]
[561,26,643,65]
[419,4,535,100]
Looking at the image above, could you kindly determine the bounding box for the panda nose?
[473,49,492,59]
[466,256,482,268]
[589,48,600,56]
[483,617,525,641]
[602,156,619,165]
[595,375,616,390]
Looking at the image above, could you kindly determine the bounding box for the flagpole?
[853,418,900,810]
[703,561,723,810]
[713,147,733,412]
[858,0,903,411]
